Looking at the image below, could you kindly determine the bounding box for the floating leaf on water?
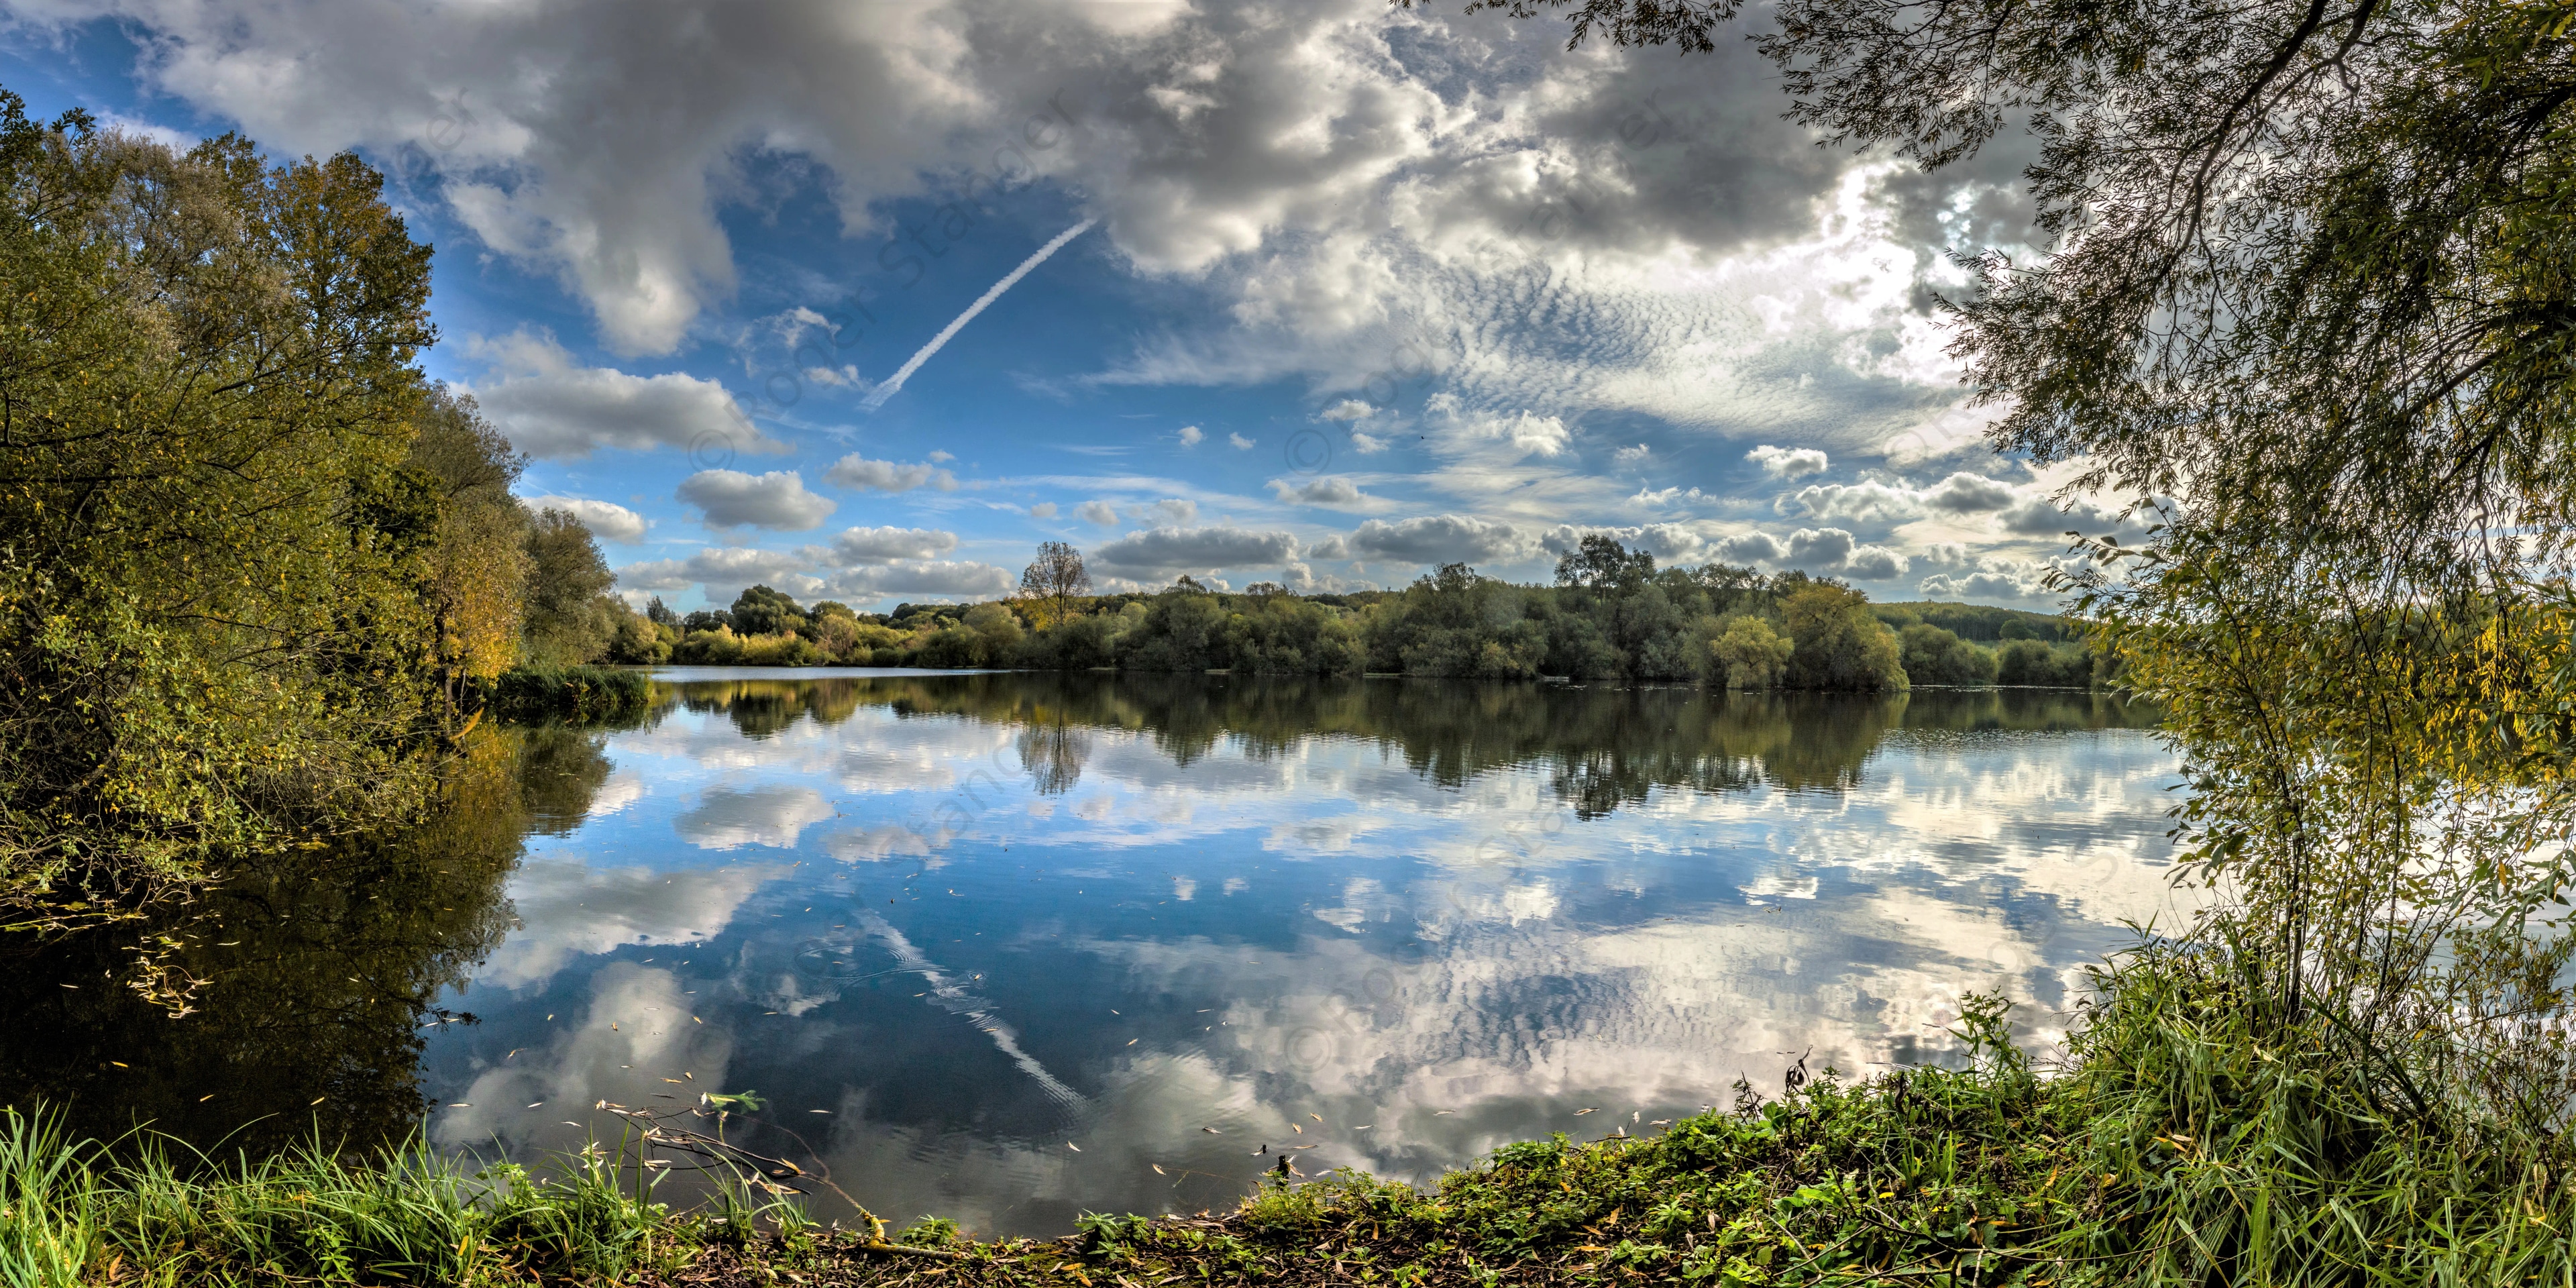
[1434,1110,1452,1116]
[1067,1142,1081,1152]
[527,1102,543,1109]
[1574,1108,1597,1115]
[1126,1039,1137,1046]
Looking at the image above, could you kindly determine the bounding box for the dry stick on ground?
[595,1099,963,1260]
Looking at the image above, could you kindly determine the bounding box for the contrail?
[860,911,1084,1109]
[861,217,1097,411]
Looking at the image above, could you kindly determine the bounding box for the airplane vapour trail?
[861,218,1097,411]
[859,910,1084,1108]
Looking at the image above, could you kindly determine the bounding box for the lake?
[1,671,2184,1236]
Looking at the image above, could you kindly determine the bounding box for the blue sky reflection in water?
[421,672,2182,1235]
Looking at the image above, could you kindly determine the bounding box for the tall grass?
[0,1110,798,1287]
[15,945,2576,1285]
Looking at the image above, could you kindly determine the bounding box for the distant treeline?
[614,535,2112,690]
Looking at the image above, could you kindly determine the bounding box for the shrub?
[1995,639,2092,688]
[482,666,649,722]
[1779,585,1908,691]
[1710,616,1794,689]
[1897,623,1997,686]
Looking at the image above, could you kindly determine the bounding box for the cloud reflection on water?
[427,674,2184,1235]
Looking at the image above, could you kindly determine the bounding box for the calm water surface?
[6,672,2182,1234]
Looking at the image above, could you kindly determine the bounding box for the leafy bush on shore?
[481,666,651,722]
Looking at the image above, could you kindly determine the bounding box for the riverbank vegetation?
[0,96,645,947]
[632,537,2102,692]
[12,943,2573,1286]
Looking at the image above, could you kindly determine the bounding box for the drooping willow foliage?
[1464,0,2576,1120]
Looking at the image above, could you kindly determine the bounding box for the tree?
[1779,584,1907,692]
[0,96,446,933]
[1018,541,1092,629]
[1711,616,1794,690]
[729,584,807,637]
[1555,534,1655,592]
[1469,0,2576,1069]
[410,388,532,692]
[521,509,616,667]
[1898,623,1997,688]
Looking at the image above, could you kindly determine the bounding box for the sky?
[1,0,2145,613]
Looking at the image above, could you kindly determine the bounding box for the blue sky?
[2,0,2143,612]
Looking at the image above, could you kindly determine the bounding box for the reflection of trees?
[0,724,607,1156]
[657,674,2156,818]
[1015,719,1092,795]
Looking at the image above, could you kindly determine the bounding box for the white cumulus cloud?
[1091,525,1300,579]
[1748,445,1830,480]
[676,470,837,531]
[466,329,781,461]
[816,525,961,565]
[523,495,647,543]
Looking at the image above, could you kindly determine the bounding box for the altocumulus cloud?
[676,470,837,531]
[1090,525,1301,580]
[465,329,782,460]
[523,495,647,543]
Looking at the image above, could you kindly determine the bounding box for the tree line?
[624,533,2110,690]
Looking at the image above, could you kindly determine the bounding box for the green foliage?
[0,93,449,931]
[655,539,2092,693]
[1992,639,2090,688]
[1875,602,2072,644]
[484,665,651,722]
[521,508,618,668]
[1712,616,1794,689]
[1898,624,1998,687]
[728,584,807,638]
[1780,584,1908,692]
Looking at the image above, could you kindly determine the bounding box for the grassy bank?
[7,949,2566,1285]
